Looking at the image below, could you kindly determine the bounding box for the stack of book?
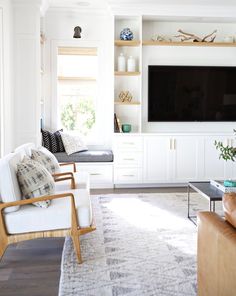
[210,180,236,193]
[114,113,122,133]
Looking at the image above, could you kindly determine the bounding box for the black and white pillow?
[41,129,65,153]
[17,157,54,208]
[31,148,60,174]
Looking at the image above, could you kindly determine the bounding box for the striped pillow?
[41,129,65,153]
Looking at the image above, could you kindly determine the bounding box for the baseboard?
[114,183,187,188]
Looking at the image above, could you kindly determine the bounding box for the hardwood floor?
[0,187,186,296]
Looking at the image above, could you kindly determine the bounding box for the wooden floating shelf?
[115,71,140,76]
[114,101,141,105]
[115,40,141,46]
[142,41,236,47]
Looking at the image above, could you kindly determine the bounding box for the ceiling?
[49,0,108,10]
[49,0,236,9]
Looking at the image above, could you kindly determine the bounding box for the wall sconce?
[73,26,82,38]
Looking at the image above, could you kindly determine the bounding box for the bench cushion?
[4,188,92,234]
[54,150,113,163]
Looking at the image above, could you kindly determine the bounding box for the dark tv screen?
[148,65,236,122]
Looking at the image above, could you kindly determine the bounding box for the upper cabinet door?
[172,136,202,182]
[203,136,232,180]
[143,136,171,182]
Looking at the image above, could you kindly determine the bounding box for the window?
[57,47,98,139]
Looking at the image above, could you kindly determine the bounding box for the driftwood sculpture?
[175,29,217,42]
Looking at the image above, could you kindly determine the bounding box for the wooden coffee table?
[187,181,223,225]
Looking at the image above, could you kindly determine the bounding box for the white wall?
[0,0,13,155]
[44,10,114,148]
[12,0,41,148]
[142,20,236,133]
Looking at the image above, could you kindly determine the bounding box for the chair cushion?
[0,153,22,213]
[4,189,92,234]
[54,150,113,163]
[41,129,65,153]
[17,157,54,208]
[54,171,90,192]
[223,193,236,228]
[31,148,60,174]
[60,132,88,155]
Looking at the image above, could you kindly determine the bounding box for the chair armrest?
[0,192,75,211]
[52,172,75,189]
[59,162,76,172]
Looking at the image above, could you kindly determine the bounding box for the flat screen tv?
[148,65,236,122]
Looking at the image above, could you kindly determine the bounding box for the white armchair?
[0,150,95,264]
[14,143,90,192]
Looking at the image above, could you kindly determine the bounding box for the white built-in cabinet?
[113,134,236,186]
[143,136,170,183]
[172,136,202,182]
[113,15,236,187]
[203,136,235,180]
[143,135,201,183]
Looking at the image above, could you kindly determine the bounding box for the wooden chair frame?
[52,162,77,189]
[0,193,96,264]
[53,172,76,189]
[59,162,76,173]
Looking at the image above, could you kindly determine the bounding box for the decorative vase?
[120,28,134,41]
[122,124,131,133]
[117,53,126,72]
[127,56,135,72]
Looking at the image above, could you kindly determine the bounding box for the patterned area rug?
[59,192,222,296]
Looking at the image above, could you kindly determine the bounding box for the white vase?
[118,53,126,72]
[127,56,135,72]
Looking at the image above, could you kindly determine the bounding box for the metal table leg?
[187,185,190,218]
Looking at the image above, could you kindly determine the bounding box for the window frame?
[50,40,104,145]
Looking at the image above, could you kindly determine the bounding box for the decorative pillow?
[31,148,60,174]
[41,129,65,153]
[17,157,55,208]
[60,132,88,155]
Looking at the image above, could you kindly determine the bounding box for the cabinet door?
[172,136,201,182]
[143,136,171,183]
[203,136,232,180]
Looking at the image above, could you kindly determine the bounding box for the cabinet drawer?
[114,137,143,151]
[76,164,113,185]
[115,151,142,166]
[114,168,142,184]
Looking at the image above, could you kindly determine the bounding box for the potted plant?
[215,131,236,186]
[215,131,236,162]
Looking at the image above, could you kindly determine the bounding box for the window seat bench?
[54,150,114,189]
[54,150,113,163]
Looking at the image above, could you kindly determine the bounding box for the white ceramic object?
[118,53,126,72]
[127,56,135,72]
